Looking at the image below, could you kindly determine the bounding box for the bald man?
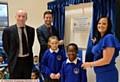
[2,10,35,79]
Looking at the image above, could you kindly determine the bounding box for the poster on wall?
[0,2,8,55]
[0,2,8,30]
[64,2,93,49]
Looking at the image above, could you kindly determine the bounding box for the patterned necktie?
[48,27,52,35]
[21,27,28,55]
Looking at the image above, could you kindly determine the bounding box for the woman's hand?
[91,37,96,44]
[81,62,93,69]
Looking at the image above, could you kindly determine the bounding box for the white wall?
[0,0,53,55]
[0,0,119,82]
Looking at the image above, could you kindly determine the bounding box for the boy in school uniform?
[33,55,39,71]
[61,43,87,82]
[41,36,66,82]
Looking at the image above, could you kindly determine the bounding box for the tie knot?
[48,27,51,31]
[20,27,25,30]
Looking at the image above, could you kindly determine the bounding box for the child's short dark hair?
[32,69,39,78]
[0,54,5,60]
[66,43,78,53]
[43,10,53,18]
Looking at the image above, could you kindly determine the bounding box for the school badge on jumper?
[57,55,62,61]
[73,67,79,74]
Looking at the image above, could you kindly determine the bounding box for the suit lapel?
[43,25,49,39]
[13,25,19,46]
[26,26,29,43]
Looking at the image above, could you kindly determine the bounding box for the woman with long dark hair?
[82,16,120,82]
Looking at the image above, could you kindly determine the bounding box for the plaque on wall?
[64,2,93,49]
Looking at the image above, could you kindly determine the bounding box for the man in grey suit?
[36,11,63,62]
[2,10,35,79]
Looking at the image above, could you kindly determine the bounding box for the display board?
[64,2,93,49]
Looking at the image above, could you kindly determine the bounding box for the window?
[0,2,8,55]
[0,2,8,31]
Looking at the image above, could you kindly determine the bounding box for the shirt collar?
[17,25,26,31]
[16,24,25,28]
[66,57,80,64]
[44,24,52,28]
[49,48,59,53]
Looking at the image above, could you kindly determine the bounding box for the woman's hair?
[93,16,112,44]
[66,43,78,53]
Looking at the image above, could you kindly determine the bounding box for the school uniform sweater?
[41,48,66,78]
[61,58,87,82]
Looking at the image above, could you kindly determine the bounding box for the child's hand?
[50,73,55,79]
[55,73,60,79]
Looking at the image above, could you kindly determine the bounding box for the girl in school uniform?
[61,43,87,82]
[41,36,66,82]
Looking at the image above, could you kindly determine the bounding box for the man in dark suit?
[2,10,35,79]
[36,11,63,62]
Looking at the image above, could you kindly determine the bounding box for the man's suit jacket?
[2,24,35,74]
[36,24,59,61]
